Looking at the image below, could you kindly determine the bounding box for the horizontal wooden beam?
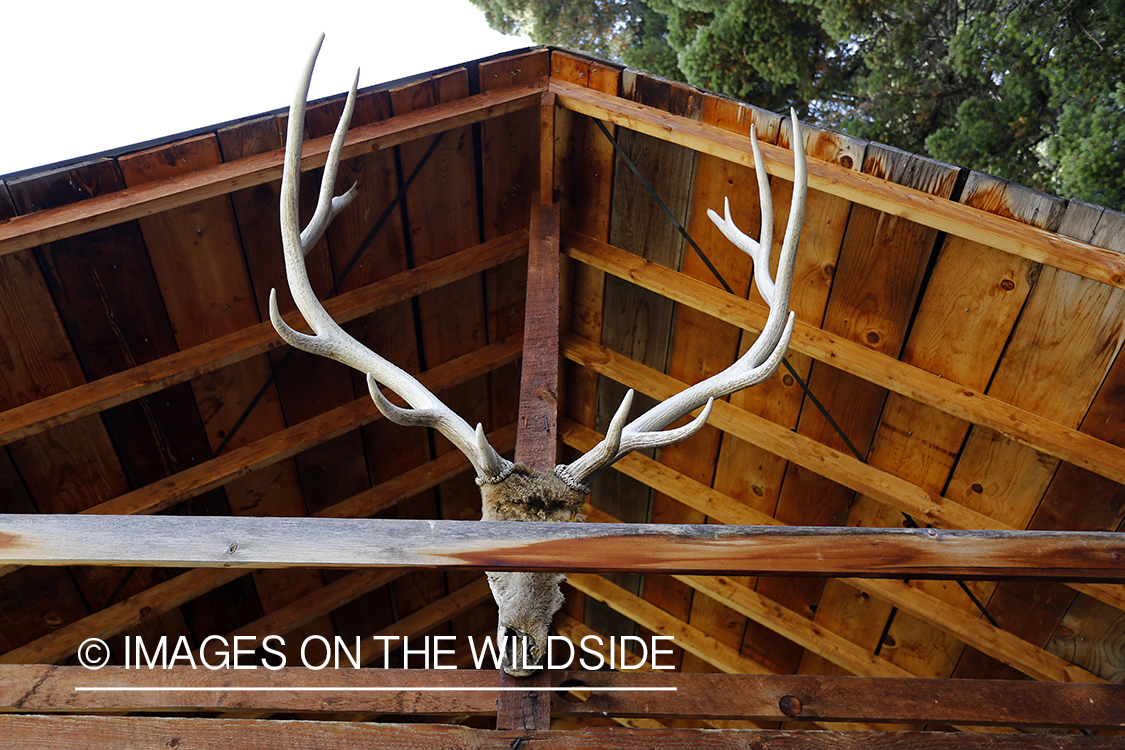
[3,667,1121,729]
[84,336,522,519]
[2,515,1123,580]
[562,331,1002,532]
[563,230,1125,488]
[0,230,527,447]
[551,78,1125,290]
[1,715,1121,748]
[0,81,544,257]
[561,333,1125,612]
[1,424,513,664]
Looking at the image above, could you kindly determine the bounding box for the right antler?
[554,111,806,492]
[269,34,514,485]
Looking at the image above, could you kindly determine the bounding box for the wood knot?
[778,694,802,717]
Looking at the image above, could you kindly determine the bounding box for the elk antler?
[554,112,807,492]
[269,34,514,485]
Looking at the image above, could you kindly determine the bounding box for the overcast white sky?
[1,0,530,177]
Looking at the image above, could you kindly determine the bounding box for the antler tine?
[270,35,513,484]
[557,110,807,491]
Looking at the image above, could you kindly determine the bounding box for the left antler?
[269,34,514,485]
[555,111,807,492]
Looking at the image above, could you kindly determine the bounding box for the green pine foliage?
[472,0,1124,211]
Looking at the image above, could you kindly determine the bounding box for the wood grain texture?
[550,78,1125,290]
[3,515,1123,580]
[515,199,560,471]
[0,81,544,257]
[5,716,1124,749]
[3,667,1120,729]
[0,225,527,448]
[562,232,1125,487]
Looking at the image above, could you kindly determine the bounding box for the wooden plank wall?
[550,50,1125,704]
[0,59,531,676]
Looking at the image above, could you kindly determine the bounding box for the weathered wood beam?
[0,230,526,447]
[563,454,1105,688]
[1,425,514,664]
[561,335,1125,612]
[0,82,545,257]
[551,78,1125,291]
[86,337,521,519]
[563,230,1125,489]
[513,201,561,471]
[2,715,1121,748]
[563,331,1003,530]
[2,515,1123,580]
[3,666,1121,729]
[501,196,562,730]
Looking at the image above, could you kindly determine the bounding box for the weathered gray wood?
[2,515,1123,580]
[3,667,1122,729]
[1,715,1122,749]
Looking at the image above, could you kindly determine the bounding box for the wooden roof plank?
[650,92,782,673]
[756,145,959,674]
[480,51,549,446]
[118,133,323,641]
[0,80,545,258]
[705,114,865,674]
[0,425,513,666]
[0,231,527,447]
[551,78,1125,290]
[953,206,1125,684]
[562,231,1125,488]
[802,173,1067,682]
[887,200,1125,681]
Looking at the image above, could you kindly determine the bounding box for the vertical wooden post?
[497,92,560,732]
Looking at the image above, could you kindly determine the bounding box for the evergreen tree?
[472,0,1125,210]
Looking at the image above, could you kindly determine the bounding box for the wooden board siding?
[3,161,204,653]
[797,173,1067,685]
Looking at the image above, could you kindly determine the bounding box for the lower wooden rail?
[2,515,1123,581]
[0,714,1120,748]
[2,667,1122,729]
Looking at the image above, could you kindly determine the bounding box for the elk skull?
[271,35,807,676]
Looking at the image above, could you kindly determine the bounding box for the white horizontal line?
[75,686,676,692]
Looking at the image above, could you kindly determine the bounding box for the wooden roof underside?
[1,46,1124,740]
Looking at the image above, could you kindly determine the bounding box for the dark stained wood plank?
[4,716,1124,750]
[1,425,513,666]
[3,161,205,645]
[68,337,522,520]
[550,49,621,631]
[4,717,1123,750]
[0,450,88,653]
[515,199,560,470]
[480,51,549,437]
[0,80,545,257]
[0,231,527,447]
[4,667,1123,729]
[117,134,313,639]
[389,67,491,635]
